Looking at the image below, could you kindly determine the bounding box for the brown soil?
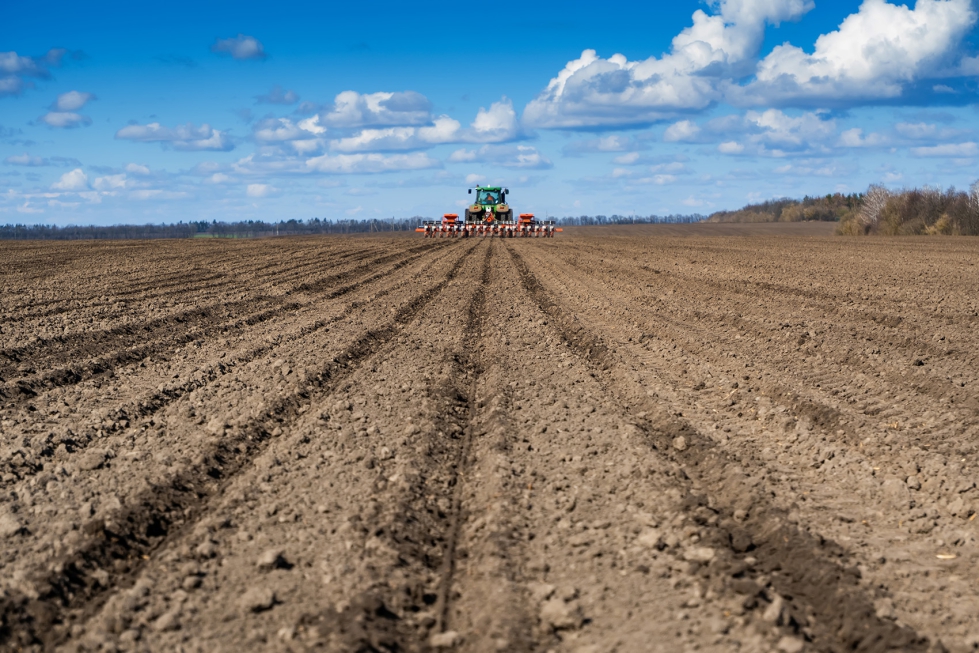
[1,227,977,653]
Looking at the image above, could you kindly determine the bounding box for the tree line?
[0,214,706,240]
[0,217,424,240]
[839,182,979,236]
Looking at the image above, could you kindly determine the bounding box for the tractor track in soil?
[0,240,449,393]
[505,242,928,653]
[0,241,460,487]
[0,239,477,650]
[1,228,977,652]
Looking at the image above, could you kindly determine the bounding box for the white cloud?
[93,173,133,191]
[51,168,89,191]
[564,134,649,155]
[449,149,477,163]
[211,34,267,60]
[253,118,311,142]
[448,145,552,169]
[693,109,837,155]
[327,115,466,153]
[0,49,66,97]
[838,127,886,147]
[0,76,23,96]
[246,183,277,197]
[526,0,978,127]
[255,85,298,104]
[893,121,969,141]
[4,153,46,166]
[54,90,95,111]
[465,173,486,184]
[314,97,518,154]
[116,122,235,151]
[125,163,151,175]
[911,141,978,156]
[744,0,977,104]
[298,115,326,135]
[470,98,519,142]
[319,91,433,128]
[743,109,834,148]
[663,120,702,142]
[418,115,464,143]
[305,152,441,174]
[613,152,641,165]
[0,51,48,76]
[130,190,189,200]
[41,112,91,129]
[524,0,813,127]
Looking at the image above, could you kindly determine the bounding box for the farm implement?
[417,186,562,238]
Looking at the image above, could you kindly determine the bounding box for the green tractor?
[465,186,512,223]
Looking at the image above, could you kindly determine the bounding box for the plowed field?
[1,227,978,653]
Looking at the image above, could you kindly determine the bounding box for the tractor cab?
[466,186,512,223]
[474,187,505,206]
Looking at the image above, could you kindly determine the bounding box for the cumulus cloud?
[116,122,235,151]
[305,152,441,174]
[742,0,977,105]
[911,141,978,156]
[524,0,813,128]
[837,128,887,147]
[663,120,703,142]
[893,121,970,141]
[563,134,650,156]
[674,109,837,155]
[0,49,83,98]
[260,96,520,156]
[51,168,89,191]
[448,145,552,169]
[41,112,91,128]
[93,173,135,191]
[253,117,314,142]
[54,90,95,111]
[246,183,277,197]
[718,141,746,154]
[211,34,267,60]
[319,91,433,128]
[255,85,299,104]
[5,153,46,166]
[470,98,520,142]
[525,0,978,127]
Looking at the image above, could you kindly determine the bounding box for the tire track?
[0,241,462,487]
[0,241,452,403]
[505,242,930,653]
[0,240,478,651]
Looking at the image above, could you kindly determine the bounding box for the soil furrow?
[505,242,930,653]
[0,240,477,651]
[0,241,462,487]
[0,242,451,402]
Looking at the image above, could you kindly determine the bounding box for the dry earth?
[0,226,977,653]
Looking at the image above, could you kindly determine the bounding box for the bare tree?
[859,184,890,228]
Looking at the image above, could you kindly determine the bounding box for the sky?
[2,0,979,225]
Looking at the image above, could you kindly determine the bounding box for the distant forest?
[707,182,979,236]
[707,193,862,224]
[0,213,704,240]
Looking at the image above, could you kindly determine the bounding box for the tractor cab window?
[476,190,501,205]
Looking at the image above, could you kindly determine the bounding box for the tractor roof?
[476,186,503,192]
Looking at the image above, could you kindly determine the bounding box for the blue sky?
[3,0,979,224]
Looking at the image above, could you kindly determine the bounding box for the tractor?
[417,186,561,238]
